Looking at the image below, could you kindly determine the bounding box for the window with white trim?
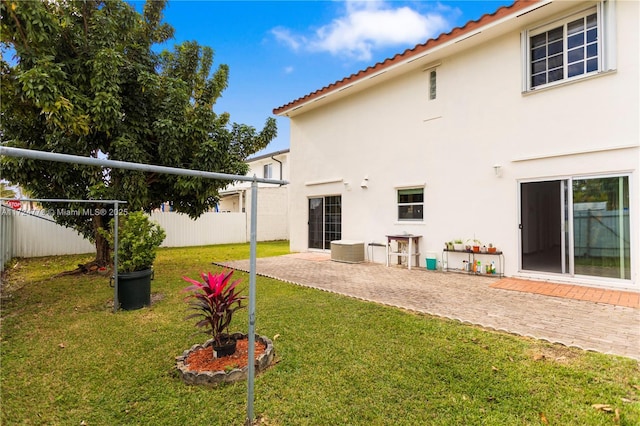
[523,3,615,91]
[263,163,273,179]
[397,188,424,221]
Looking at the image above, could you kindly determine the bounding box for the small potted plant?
[467,238,481,253]
[101,211,166,310]
[453,239,464,252]
[183,270,247,358]
[487,243,497,254]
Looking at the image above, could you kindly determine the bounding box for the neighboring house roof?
[246,148,290,163]
[273,0,544,117]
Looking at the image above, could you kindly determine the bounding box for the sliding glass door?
[521,175,631,280]
[308,195,341,250]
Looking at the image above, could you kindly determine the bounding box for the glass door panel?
[308,198,324,249]
[520,181,564,273]
[572,176,630,279]
[323,196,342,250]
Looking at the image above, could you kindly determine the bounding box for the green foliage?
[0,0,277,262]
[100,211,166,273]
[183,270,247,348]
[0,182,16,198]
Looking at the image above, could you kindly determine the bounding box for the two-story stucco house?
[274,0,638,290]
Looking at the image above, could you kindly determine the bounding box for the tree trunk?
[93,214,111,267]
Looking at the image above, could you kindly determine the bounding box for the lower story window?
[398,188,424,221]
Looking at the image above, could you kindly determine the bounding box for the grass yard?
[1,241,639,425]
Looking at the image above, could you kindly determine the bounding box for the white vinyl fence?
[152,212,247,246]
[1,201,288,269]
[1,205,15,271]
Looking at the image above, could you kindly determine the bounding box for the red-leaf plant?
[183,270,247,354]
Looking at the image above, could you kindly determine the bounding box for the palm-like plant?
[183,270,247,355]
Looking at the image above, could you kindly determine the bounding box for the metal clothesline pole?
[0,146,288,425]
[247,178,258,422]
[0,147,287,185]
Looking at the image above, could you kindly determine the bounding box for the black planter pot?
[117,268,153,310]
[213,337,237,357]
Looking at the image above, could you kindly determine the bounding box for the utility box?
[331,240,365,263]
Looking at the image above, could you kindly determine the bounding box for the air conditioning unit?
[330,240,364,263]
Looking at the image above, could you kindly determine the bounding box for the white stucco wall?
[286,0,639,289]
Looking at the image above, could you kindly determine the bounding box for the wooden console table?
[386,234,421,270]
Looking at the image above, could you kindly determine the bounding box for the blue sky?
[150,1,513,156]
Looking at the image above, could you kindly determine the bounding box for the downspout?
[271,155,283,183]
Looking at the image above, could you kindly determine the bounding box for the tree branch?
[5,1,29,51]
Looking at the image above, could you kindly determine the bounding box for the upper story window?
[429,70,437,100]
[523,3,615,92]
[423,63,440,101]
[263,163,273,179]
[397,188,424,221]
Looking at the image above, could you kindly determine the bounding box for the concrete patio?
[219,253,640,361]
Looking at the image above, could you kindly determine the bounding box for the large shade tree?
[0,0,276,266]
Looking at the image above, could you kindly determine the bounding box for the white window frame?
[521,1,616,93]
[263,163,273,179]
[397,187,424,222]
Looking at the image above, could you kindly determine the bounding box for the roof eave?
[273,0,550,118]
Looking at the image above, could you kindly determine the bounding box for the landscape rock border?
[176,333,275,386]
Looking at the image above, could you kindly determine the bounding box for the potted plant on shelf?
[467,238,481,253]
[453,239,464,252]
[183,270,247,357]
[101,211,166,310]
[488,243,497,254]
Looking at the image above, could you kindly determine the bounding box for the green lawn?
[1,241,639,425]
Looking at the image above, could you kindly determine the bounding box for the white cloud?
[283,66,294,74]
[272,1,453,62]
[271,27,302,51]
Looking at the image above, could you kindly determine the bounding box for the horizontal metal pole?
[0,147,289,185]
[0,198,127,203]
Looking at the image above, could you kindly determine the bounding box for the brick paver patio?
[490,277,640,309]
[219,253,640,360]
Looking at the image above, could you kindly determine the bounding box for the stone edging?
[176,333,275,386]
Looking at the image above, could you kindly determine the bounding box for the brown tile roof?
[273,0,542,116]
